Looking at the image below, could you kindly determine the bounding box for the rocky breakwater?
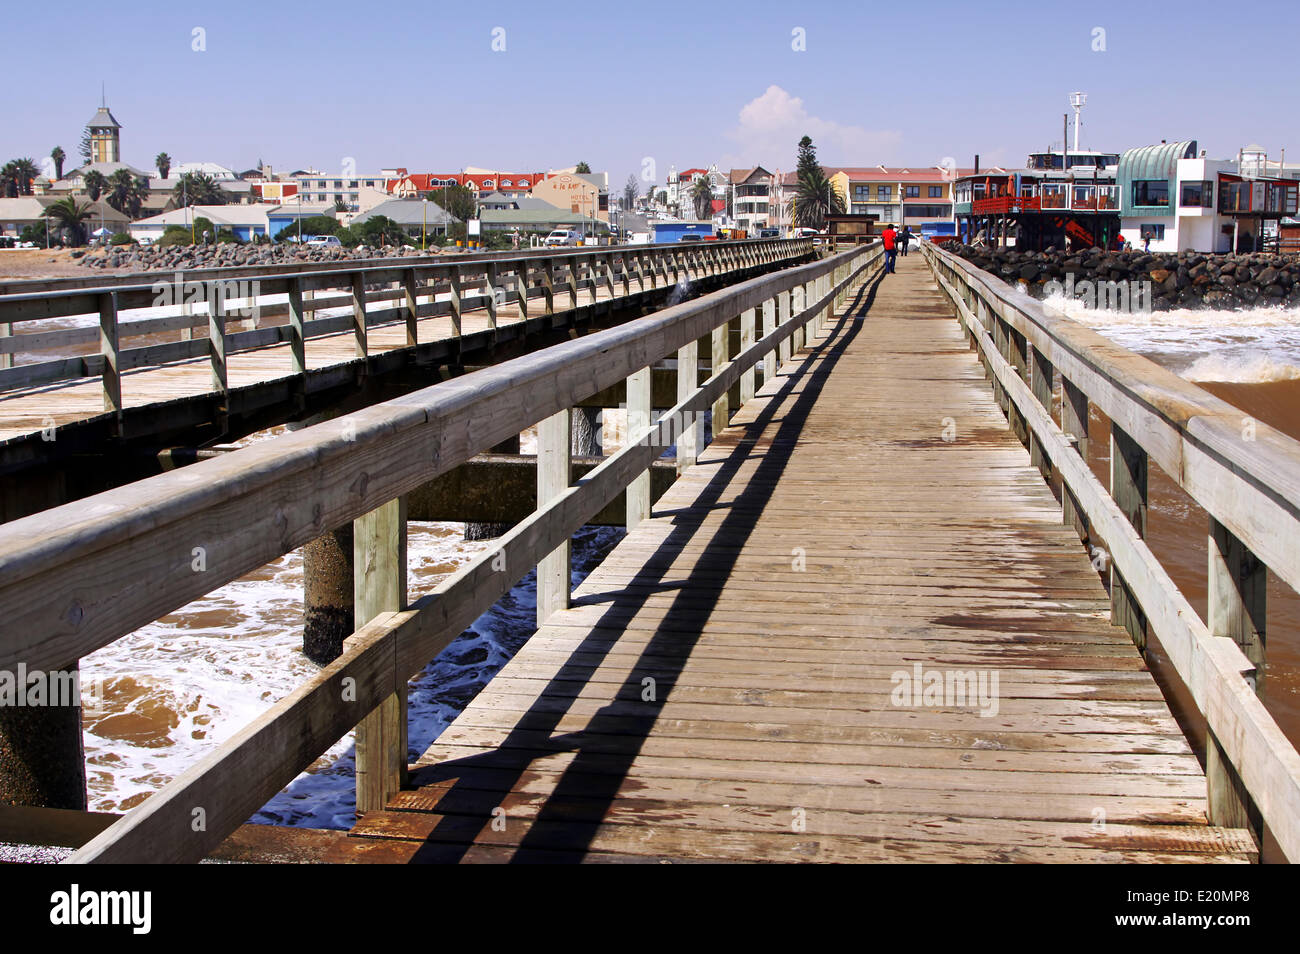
[948,244,1300,310]
[73,242,452,273]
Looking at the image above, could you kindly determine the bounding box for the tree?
[3,158,40,196]
[173,171,227,207]
[691,175,714,220]
[354,215,405,247]
[78,130,92,165]
[106,169,148,218]
[622,174,638,214]
[643,181,656,202]
[83,169,108,201]
[51,146,66,181]
[574,161,591,174]
[43,197,95,246]
[792,136,844,229]
[333,196,348,213]
[424,184,475,222]
[155,152,171,179]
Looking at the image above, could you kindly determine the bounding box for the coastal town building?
[727,167,776,234]
[1117,140,1299,253]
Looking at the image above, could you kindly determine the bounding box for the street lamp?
[422,197,428,251]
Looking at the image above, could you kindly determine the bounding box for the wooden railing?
[923,239,1300,862]
[0,239,881,862]
[0,239,813,399]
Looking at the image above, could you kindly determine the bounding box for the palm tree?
[155,153,171,179]
[333,196,348,213]
[0,163,17,198]
[106,169,148,218]
[173,171,226,207]
[4,158,40,196]
[43,197,95,247]
[50,146,66,182]
[793,167,844,230]
[83,169,108,201]
[691,175,713,220]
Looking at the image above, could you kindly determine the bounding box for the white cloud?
[720,86,903,170]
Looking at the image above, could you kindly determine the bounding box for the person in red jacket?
[881,224,897,273]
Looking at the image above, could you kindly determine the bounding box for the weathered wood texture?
[324,256,1253,863]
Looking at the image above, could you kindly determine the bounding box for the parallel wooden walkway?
[0,283,608,442]
[300,256,1255,861]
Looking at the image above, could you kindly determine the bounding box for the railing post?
[1004,324,1029,447]
[739,307,757,403]
[792,284,805,354]
[351,272,368,360]
[710,317,730,441]
[778,289,792,368]
[635,250,647,293]
[1206,516,1265,832]
[1060,375,1090,540]
[0,321,10,370]
[402,268,419,346]
[208,282,227,395]
[484,263,498,340]
[620,251,630,298]
[1110,423,1148,651]
[1028,344,1054,482]
[288,276,306,409]
[627,366,652,530]
[516,262,529,321]
[588,254,599,305]
[677,337,701,473]
[543,258,555,316]
[537,408,572,624]
[762,297,777,385]
[98,291,121,419]
[353,495,408,814]
[567,255,578,309]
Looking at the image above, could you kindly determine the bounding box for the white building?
[1118,140,1300,253]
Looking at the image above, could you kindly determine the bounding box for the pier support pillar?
[0,661,86,810]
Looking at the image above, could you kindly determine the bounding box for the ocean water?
[1037,291,1300,383]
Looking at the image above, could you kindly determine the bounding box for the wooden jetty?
[0,238,1296,864]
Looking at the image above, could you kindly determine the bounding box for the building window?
[1131,180,1169,206]
[928,186,942,198]
[877,185,889,199]
[1140,224,1166,241]
[903,204,952,219]
[1180,181,1214,208]
[333,180,343,189]
[905,185,920,198]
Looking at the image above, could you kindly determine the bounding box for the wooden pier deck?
[323,255,1256,863]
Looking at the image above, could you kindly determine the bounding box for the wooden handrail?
[923,239,1300,862]
[0,240,812,401]
[59,240,883,862]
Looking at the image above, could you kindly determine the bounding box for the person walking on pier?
[899,225,911,257]
[882,224,897,273]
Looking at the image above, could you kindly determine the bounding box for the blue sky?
[3,0,1297,187]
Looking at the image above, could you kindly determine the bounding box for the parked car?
[305,235,343,248]
[543,228,581,247]
[678,234,705,243]
[758,228,780,239]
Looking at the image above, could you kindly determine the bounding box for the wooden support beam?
[208,284,227,395]
[98,291,120,418]
[676,337,701,473]
[710,319,729,440]
[1205,516,1266,834]
[1029,345,1054,482]
[288,276,306,376]
[543,259,555,315]
[626,366,652,530]
[1110,423,1148,652]
[484,263,498,337]
[353,495,408,814]
[1060,375,1090,541]
[762,297,777,384]
[566,256,578,309]
[739,307,756,403]
[515,263,529,321]
[351,272,368,360]
[778,288,792,367]
[537,408,571,624]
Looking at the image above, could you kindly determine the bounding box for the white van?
[543,228,581,247]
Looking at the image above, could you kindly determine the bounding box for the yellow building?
[86,105,122,165]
